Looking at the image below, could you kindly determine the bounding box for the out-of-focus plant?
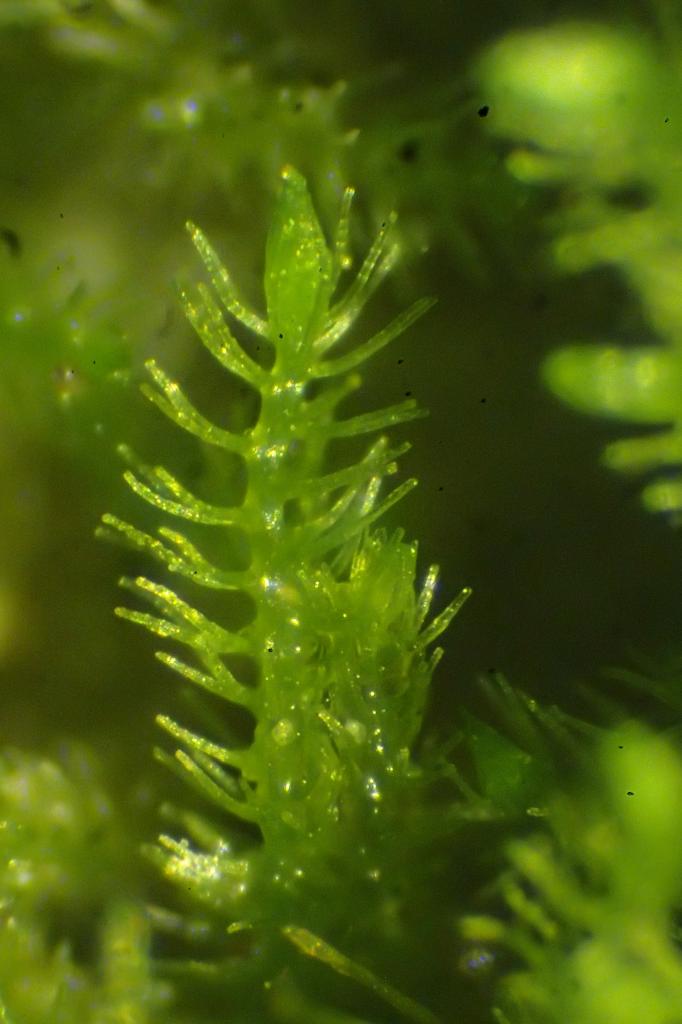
[0,744,169,1023]
[475,17,682,521]
[461,724,682,1024]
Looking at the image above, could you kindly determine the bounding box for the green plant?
[100,166,471,1020]
[8,8,682,1023]
[475,18,682,521]
[0,745,168,1023]
[461,723,682,1024]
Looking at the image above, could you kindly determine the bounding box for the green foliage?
[5,6,682,1024]
[0,745,119,913]
[0,746,168,1023]
[102,167,473,1019]
[476,18,682,521]
[0,902,165,1024]
[461,724,682,1024]
[544,343,682,520]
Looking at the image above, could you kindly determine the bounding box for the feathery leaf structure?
[102,167,470,981]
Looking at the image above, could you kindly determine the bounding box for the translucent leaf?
[264,165,334,354]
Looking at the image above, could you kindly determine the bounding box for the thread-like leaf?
[282,926,440,1024]
[327,400,426,439]
[310,477,418,557]
[155,652,256,710]
[186,221,268,338]
[156,715,248,772]
[417,587,473,650]
[172,749,258,824]
[180,281,267,388]
[317,297,436,377]
[142,360,248,453]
